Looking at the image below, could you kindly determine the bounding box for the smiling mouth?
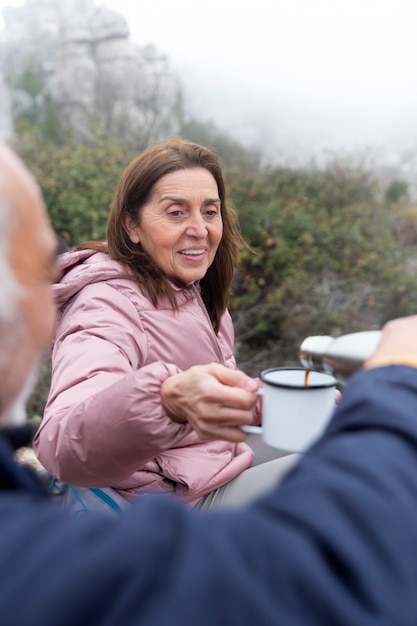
[178,249,206,256]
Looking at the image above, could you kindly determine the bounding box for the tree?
[385,179,409,206]
[10,63,69,144]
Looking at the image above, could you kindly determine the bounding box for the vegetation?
[227,160,417,373]
[14,130,135,247]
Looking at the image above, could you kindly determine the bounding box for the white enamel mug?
[255,367,337,452]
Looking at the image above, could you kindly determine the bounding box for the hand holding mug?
[161,363,260,442]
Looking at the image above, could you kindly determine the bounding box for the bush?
[13,131,136,247]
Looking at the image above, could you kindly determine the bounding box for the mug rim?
[260,366,337,390]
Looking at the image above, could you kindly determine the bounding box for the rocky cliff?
[0,0,180,144]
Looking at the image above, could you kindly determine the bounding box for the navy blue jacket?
[1,365,417,625]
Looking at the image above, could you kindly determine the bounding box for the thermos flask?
[299,330,382,384]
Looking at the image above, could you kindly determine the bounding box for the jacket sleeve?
[5,365,417,625]
[34,282,192,485]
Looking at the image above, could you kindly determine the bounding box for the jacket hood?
[54,249,198,316]
[54,250,133,314]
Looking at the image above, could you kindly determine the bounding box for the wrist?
[364,357,417,370]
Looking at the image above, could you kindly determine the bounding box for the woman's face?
[125,167,223,284]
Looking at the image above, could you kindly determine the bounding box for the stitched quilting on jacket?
[34,250,256,506]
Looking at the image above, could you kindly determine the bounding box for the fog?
[100,0,417,166]
[2,0,417,167]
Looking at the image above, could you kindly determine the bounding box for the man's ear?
[123,214,140,244]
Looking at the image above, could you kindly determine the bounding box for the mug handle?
[241,388,263,433]
[241,425,263,434]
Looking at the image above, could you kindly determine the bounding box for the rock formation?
[0,0,180,144]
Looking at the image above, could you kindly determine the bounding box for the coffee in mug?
[259,367,337,452]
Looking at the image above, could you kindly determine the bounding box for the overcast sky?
[1,0,417,164]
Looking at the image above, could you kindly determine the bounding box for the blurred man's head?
[0,142,57,425]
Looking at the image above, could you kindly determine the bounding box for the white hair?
[2,362,40,426]
[0,161,39,426]
[0,194,22,321]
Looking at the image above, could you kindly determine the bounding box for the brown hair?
[84,138,248,334]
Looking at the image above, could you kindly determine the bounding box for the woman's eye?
[168,209,183,218]
[205,208,219,217]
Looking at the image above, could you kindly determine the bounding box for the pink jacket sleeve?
[34,282,193,486]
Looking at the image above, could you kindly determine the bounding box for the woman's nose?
[185,214,208,237]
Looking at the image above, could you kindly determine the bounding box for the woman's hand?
[160,363,260,442]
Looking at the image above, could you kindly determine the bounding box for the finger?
[195,423,248,443]
[199,385,259,412]
[193,408,255,437]
[205,363,260,393]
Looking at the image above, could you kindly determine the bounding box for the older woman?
[34,138,296,509]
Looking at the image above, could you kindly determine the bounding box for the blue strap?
[48,477,123,513]
[69,485,88,512]
[89,487,124,513]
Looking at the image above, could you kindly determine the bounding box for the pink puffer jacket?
[34,250,259,506]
